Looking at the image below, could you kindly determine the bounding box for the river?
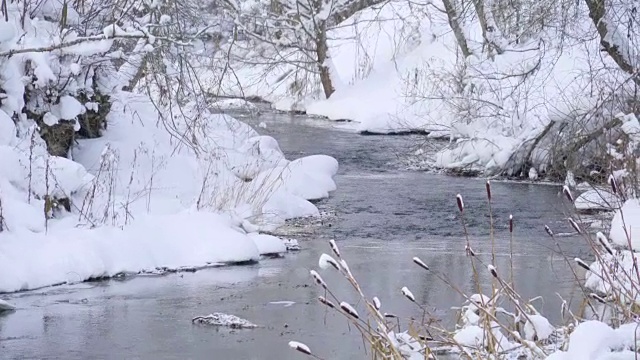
[0,111,589,360]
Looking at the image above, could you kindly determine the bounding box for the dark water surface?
[0,112,588,360]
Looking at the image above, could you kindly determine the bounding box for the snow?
[575,188,619,212]
[453,325,485,347]
[0,299,16,311]
[247,233,286,255]
[212,0,635,175]
[318,253,339,270]
[210,98,259,111]
[0,110,16,146]
[401,286,415,302]
[288,341,312,355]
[0,212,262,292]
[269,301,295,307]
[524,314,554,341]
[609,199,640,250]
[546,321,640,360]
[0,90,337,292]
[56,95,85,120]
[192,313,259,328]
[0,8,338,294]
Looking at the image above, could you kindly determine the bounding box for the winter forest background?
[1,0,640,358]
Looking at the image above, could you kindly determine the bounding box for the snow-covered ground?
[0,0,338,295]
[0,87,338,293]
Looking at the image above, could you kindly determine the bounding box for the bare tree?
[583,0,639,84]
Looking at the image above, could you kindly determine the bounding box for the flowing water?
[0,111,590,360]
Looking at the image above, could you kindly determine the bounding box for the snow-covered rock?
[192,313,259,328]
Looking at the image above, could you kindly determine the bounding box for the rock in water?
[0,299,16,312]
[283,238,301,251]
[192,313,258,328]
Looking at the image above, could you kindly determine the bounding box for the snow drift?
[0,1,338,293]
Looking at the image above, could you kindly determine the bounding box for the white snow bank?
[610,199,640,250]
[210,98,259,111]
[547,321,640,360]
[0,212,262,293]
[0,91,336,293]
[248,233,287,255]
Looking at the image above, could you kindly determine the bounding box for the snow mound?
[247,233,287,255]
[192,313,259,328]
[610,199,640,250]
[0,91,337,293]
[547,320,640,360]
[524,314,554,341]
[0,212,262,293]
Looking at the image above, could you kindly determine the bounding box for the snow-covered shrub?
[0,0,339,293]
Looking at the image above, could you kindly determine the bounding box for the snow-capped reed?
[295,179,640,359]
[318,253,339,270]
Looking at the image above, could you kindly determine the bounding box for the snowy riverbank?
[0,90,338,293]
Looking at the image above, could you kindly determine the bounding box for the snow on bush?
[0,0,338,293]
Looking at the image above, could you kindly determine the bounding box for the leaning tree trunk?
[442,0,472,58]
[583,0,639,85]
[316,22,335,99]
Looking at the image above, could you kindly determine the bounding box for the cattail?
[456,194,464,212]
[568,218,582,234]
[509,214,513,233]
[488,264,498,278]
[589,293,606,304]
[340,259,353,278]
[544,225,554,237]
[597,232,614,255]
[419,335,434,341]
[413,257,429,271]
[310,270,327,288]
[319,253,340,270]
[609,175,618,195]
[329,239,341,258]
[574,258,591,271]
[288,341,312,355]
[486,181,492,201]
[318,296,335,309]
[562,185,574,202]
[384,313,398,318]
[372,297,381,310]
[401,287,416,302]
[465,245,476,257]
[340,302,359,319]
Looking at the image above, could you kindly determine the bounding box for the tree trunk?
[583,0,639,85]
[472,0,504,56]
[442,0,472,58]
[316,23,334,99]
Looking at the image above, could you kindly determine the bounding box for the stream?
[0,111,590,360]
